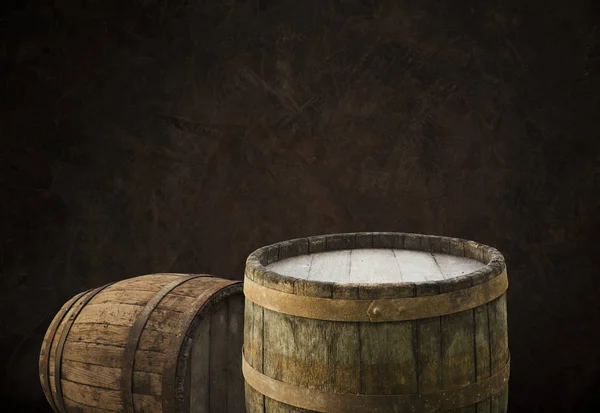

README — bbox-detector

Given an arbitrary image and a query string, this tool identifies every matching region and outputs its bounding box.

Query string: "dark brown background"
[1,0,599,412]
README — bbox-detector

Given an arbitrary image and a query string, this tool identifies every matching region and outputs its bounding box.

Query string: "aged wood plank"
[394,250,445,282]
[66,323,171,352]
[75,303,183,333]
[262,235,334,412]
[100,275,181,293]
[372,232,397,249]
[64,396,119,413]
[48,300,79,359]
[416,283,443,394]
[263,308,330,413]
[166,276,233,297]
[355,232,374,249]
[260,239,351,412]
[49,346,164,384]
[209,300,229,413]
[358,284,418,395]
[489,295,509,369]
[58,342,165,374]
[473,270,492,413]
[409,236,444,397]
[330,286,361,396]
[403,233,422,251]
[308,235,327,254]
[433,253,486,279]
[60,379,122,410]
[90,290,196,312]
[491,385,509,413]
[267,255,312,280]
[49,373,57,394]
[58,379,153,412]
[327,233,355,251]
[263,250,315,413]
[185,334,193,413]
[190,313,211,413]
[133,393,162,412]
[279,239,309,260]
[133,371,163,396]
[490,294,509,413]
[227,294,245,413]
[350,249,400,283]
[440,241,477,413]
[244,266,265,413]
[44,291,85,410]
[99,275,216,298]
[308,250,351,283]
[75,303,143,327]
[143,307,187,334]
[57,359,122,391]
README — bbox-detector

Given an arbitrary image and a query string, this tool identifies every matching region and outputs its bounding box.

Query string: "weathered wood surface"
[226,295,246,413]
[244,233,509,413]
[39,273,245,413]
[268,249,486,283]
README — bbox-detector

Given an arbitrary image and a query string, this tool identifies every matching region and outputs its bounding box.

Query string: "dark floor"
[1,0,600,412]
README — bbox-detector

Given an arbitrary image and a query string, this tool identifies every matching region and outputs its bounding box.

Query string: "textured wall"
[1,0,599,412]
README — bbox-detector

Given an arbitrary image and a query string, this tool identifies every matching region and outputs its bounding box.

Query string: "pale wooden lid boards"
[268,249,487,284]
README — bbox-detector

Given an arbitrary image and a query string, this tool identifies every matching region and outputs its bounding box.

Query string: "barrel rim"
[245,232,506,298]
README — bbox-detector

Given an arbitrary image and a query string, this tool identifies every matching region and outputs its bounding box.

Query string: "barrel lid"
[245,232,506,298]
[268,249,486,284]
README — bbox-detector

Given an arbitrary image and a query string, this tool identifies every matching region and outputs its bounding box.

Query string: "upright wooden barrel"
[39,273,246,413]
[243,233,509,413]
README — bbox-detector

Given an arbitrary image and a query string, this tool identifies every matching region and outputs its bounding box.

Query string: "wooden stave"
[163,280,243,413]
[243,232,509,413]
[39,273,243,413]
[53,283,117,413]
[39,289,92,413]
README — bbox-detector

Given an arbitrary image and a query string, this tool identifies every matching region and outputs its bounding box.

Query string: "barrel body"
[243,233,509,413]
[39,273,245,413]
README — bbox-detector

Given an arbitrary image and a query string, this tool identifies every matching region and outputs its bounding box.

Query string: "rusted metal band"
[162,278,242,413]
[121,275,209,413]
[242,350,510,412]
[39,289,91,413]
[53,283,114,413]
[244,270,508,322]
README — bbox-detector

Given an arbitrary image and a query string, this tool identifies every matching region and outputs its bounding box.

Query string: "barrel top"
[267,249,486,284]
[246,233,506,297]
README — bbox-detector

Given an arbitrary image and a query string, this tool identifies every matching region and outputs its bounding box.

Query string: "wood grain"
[227,295,246,413]
[489,294,509,413]
[244,265,266,413]
[268,249,485,283]
[209,299,229,413]
[440,239,477,413]
[190,313,211,413]
[359,283,418,395]
[39,273,245,413]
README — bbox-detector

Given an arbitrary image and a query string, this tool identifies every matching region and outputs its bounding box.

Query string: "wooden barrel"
[243,232,509,413]
[39,273,246,413]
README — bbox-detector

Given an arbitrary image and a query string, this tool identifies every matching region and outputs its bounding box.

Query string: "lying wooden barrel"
[39,273,245,413]
[243,232,509,413]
